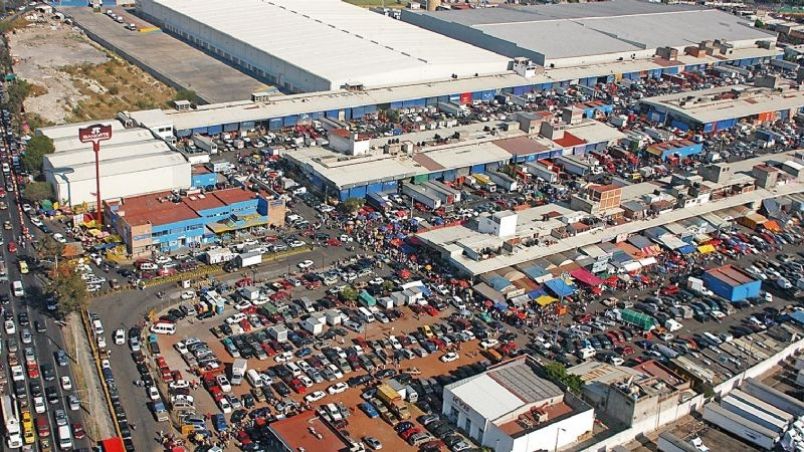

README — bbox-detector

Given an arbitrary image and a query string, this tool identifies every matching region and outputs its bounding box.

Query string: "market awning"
[473,283,505,303]
[535,295,558,306]
[697,244,716,254]
[544,278,575,298]
[569,268,604,287]
[639,257,657,267]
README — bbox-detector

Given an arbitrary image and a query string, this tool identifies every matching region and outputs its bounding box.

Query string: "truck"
[231,359,247,386]
[487,171,517,191]
[151,400,170,422]
[0,259,7,282]
[720,396,788,432]
[471,174,497,192]
[204,248,236,265]
[1,394,22,449]
[703,403,778,450]
[687,277,713,296]
[225,251,262,272]
[376,383,410,420]
[525,161,558,183]
[192,134,218,154]
[657,432,703,452]
[437,102,469,117]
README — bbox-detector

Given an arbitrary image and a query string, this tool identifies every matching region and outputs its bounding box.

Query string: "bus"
[2,394,23,449]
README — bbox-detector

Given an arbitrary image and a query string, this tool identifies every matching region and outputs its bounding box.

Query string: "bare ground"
[10,19,175,125]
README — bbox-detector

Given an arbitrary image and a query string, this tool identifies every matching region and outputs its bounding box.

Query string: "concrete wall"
[578,336,804,451]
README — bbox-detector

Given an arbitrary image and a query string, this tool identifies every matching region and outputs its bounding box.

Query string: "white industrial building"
[442,356,594,452]
[136,0,510,93]
[402,0,776,69]
[40,122,191,207]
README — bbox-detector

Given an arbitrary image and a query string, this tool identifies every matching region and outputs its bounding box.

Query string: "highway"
[0,114,89,448]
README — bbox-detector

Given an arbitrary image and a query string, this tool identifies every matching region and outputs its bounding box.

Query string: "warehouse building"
[40,123,191,207]
[105,187,285,256]
[401,0,775,70]
[701,264,762,302]
[640,83,804,133]
[137,0,509,93]
[442,355,594,452]
[645,140,704,162]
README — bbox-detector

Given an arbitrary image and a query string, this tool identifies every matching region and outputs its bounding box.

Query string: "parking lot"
[17,54,803,452]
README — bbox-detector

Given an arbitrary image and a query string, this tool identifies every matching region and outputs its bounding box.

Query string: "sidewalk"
[65,313,115,439]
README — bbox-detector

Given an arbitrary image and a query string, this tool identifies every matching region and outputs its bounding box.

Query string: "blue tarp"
[521,265,549,281]
[544,279,575,298]
[488,276,511,292]
[677,245,696,254]
[791,311,804,326]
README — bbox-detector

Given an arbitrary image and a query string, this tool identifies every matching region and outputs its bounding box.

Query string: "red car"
[36,416,50,437]
[7,242,16,253]
[400,427,421,441]
[26,362,39,379]
[72,423,86,440]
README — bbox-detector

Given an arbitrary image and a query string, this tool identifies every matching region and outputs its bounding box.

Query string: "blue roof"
[544,278,575,298]
[791,310,804,326]
[521,265,548,280]
[488,275,512,291]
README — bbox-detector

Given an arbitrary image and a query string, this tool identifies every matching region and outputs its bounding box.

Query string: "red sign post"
[78,124,113,225]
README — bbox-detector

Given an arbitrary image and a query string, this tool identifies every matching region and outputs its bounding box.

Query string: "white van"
[246,369,262,388]
[58,424,73,450]
[285,361,302,377]
[150,322,176,335]
[664,319,683,332]
[358,307,375,323]
[12,280,24,297]
[451,296,466,310]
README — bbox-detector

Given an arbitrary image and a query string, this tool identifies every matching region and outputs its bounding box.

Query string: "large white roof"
[44,140,173,170]
[60,152,188,182]
[142,0,509,89]
[449,374,525,421]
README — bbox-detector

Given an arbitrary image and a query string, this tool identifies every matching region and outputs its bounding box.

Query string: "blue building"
[106,187,286,256]
[191,165,218,189]
[702,265,761,302]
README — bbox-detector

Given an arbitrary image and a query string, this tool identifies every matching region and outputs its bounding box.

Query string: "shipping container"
[703,403,777,450]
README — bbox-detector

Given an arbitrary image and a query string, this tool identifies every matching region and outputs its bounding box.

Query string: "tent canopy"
[544,278,575,298]
[569,268,604,287]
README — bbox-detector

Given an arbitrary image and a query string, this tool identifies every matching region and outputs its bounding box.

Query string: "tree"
[542,361,584,395]
[22,135,55,175]
[24,181,53,203]
[382,279,395,294]
[339,285,358,302]
[341,197,364,214]
[173,89,202,105]
[51,263,88,317]
[754,18,765,29]
[37,234,64,259]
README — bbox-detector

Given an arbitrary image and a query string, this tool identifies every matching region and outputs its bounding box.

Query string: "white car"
[327,382,348,394]
[288,240,305,248]
[218,397,232,414]
[217,374,232,393]
[97,336,107,349]
[21,204,31,212]
[169,380,190,390]
[180,290,195,300]
[147,386,160,401]
[155,255,172,265]
[440,352,459,363]
[338,234,354,243]
[318,204,335,213]
[113,329,126,345]
[297,260,314,269]
[29,217,43,227]
[480,339,499,350]
[4,320,15,335]
[226,313,247,325]
[52,233,67,244]
[234,301,253,311]
[33,396,46,414]
[304,390,326,403]
[61,376,73,391]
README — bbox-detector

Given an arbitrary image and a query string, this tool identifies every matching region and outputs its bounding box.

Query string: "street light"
[554,427,566,452]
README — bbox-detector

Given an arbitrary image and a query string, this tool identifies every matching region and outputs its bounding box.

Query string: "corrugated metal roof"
[142,0,509,89]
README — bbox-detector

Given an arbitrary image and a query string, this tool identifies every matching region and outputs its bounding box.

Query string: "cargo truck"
[703,403,778,450]
[657,432,702,452]
[472,174,497,192]
[231,359,247,386]
[225,251,262,272]
[376,383,410,420]
[192,134,218,154]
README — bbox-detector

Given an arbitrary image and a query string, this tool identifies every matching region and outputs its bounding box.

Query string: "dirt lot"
[10,19,175,124]
[155,306,489,451]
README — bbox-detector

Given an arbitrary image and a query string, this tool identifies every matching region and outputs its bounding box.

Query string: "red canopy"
[570,268,604,287]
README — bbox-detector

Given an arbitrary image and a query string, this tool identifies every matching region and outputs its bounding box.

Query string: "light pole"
[554,427,566,452]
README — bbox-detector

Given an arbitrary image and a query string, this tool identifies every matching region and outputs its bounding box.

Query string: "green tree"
[24,181,53,203]
[339,285,358,302]
[382,279,395,294]
[341,197,365,213]
[542,361,584,395]
[755,18,765,28]
[22,135,55,175]
[51,263,88,317]
[173,88,201,105]
[36,234,64,259]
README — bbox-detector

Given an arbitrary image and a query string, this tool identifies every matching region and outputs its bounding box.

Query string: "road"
[0,116,89,448]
